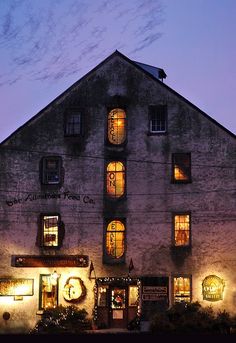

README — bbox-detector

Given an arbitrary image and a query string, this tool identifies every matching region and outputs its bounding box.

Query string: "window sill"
[147,132,168,136]
[36,310,44,315]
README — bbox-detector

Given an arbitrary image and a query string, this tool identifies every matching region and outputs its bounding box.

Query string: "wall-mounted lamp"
[51,270,60,285]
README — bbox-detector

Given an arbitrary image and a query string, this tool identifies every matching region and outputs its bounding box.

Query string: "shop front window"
[173,276,191,303]
[39,274,59,309]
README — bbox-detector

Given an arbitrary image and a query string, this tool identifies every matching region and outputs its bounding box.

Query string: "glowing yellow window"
[108,108,126,145]
[106,220,125,259]
[42,215,59,247]
[174,214,190,246]
[40,274,58,309]
[106,161,125,198]
[173,276,191,303]
[172,153,191,182]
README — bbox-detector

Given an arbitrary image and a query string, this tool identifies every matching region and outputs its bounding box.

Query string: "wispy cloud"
[0,0,164,86]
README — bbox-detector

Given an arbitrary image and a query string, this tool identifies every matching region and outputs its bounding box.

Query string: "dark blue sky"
[0,0,235,142]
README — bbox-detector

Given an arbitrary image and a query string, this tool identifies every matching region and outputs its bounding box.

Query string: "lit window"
[174,214,190,246]
[39,274,59,309]
[129,286,139,307]
[42,215,59,247]
[108,108,126,144]
[106,220,125,259]
[106,161,125,198]
[97,285,109,307]
[41,156,62,185]
[149,105,167,133]
[172,153,191,183]
[173,276,191,303]
[65,111,81,136]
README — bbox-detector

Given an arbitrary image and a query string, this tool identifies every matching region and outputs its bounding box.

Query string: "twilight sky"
[0,0,235,142]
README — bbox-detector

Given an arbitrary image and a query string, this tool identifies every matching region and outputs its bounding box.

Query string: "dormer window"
[149,105,167,133]
[107,108,126,145]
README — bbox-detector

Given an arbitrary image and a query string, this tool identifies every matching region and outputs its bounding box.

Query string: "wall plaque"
[0,278,34,296]
[202,275,225,302]
[12,255,89,267]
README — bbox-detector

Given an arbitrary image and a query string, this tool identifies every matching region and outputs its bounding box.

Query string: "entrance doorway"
[109,287,127,328]
[95,278,139,329]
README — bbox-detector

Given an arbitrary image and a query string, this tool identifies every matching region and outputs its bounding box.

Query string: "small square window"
[149,105,167,133]
[172,153,191,183]
[41,156,62,185]
[65,111,82,136]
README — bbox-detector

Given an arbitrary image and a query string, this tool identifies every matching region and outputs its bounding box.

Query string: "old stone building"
[0,50,235,334]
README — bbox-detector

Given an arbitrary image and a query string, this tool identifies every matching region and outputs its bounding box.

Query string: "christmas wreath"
[112,292,124,307]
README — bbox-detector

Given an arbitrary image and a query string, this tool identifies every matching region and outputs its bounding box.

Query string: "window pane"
[40,275,58,309]
[43,215,59,247]
[174,214,190,246]
[108,108,126,144]
[106,220,125,258]
[106,161,125,198]
[174,277,191,303]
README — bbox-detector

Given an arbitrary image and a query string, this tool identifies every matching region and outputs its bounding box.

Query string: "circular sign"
[63,277,86,303]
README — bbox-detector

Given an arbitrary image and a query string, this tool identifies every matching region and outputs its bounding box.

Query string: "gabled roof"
[1,50,235,144]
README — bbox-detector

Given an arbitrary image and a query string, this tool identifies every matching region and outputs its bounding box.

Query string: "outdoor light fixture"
[202,275,225,302]
[50,270,60,285]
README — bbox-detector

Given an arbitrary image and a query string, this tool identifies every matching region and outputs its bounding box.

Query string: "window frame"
[172,275,192,304]
[105,160,126,199]
[103,218,126,265]
[41,156,62,186]
[148,105,167,134]
[64,109,83,137]
[172,212,191,247]
[171,153,191,183]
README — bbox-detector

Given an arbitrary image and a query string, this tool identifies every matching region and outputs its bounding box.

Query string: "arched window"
[106,161,125,198]
[106,220,125,258]
[108,108,126,145]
